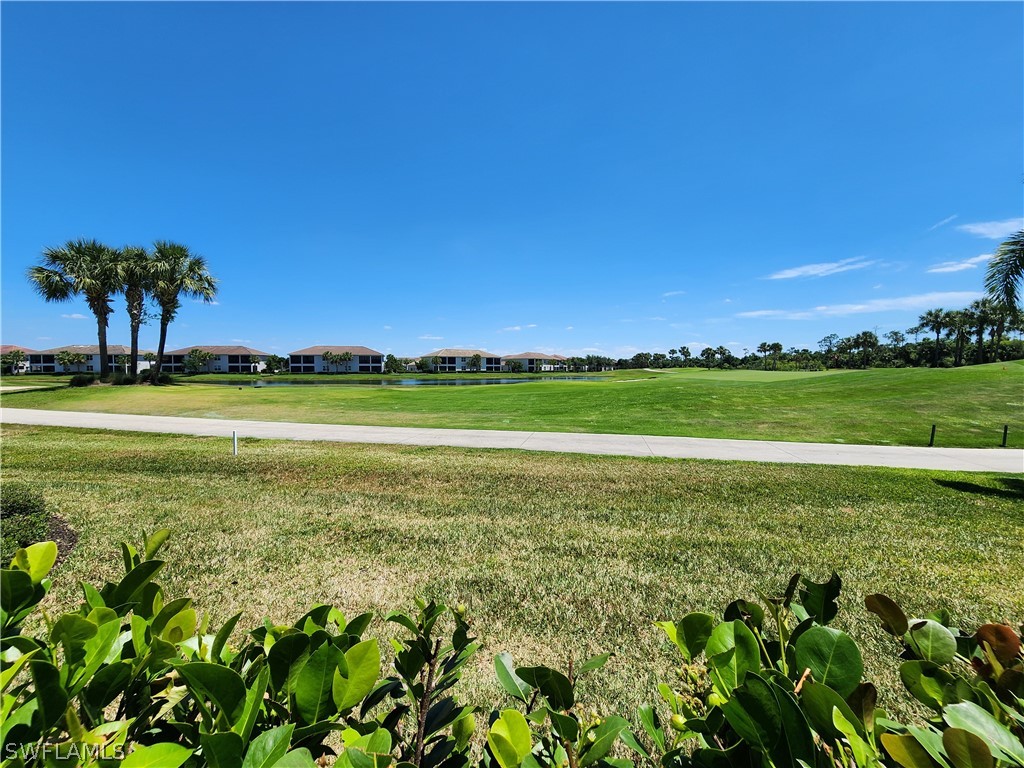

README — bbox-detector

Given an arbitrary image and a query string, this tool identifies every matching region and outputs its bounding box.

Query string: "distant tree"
[757,342,770,369]
[184,348,214,374]
[115,354,131,373]
[986,229,1024,310]
[27,239,121,377]
[699,347,717,370]
[56,350,87,373]
[943,311,971,367]
[768,342,783,370]
[2,350,26,375]
[918,308,948,368]
[249,355,261,373]
[679,347,692,366]
[967,300,995,365]
[468,353,482,372]
[142,351,157,372]
[264,354,288,374]
[338,351,353,372]
[630,352,653,369]
[150,242,217,383]
[322,351,339,373]
[505,359,524,373]
[384,354,405,374]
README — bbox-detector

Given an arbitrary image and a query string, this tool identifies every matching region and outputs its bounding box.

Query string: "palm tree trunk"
[933,330,941,368]
[152,316,170,383]
[97,315,110,378]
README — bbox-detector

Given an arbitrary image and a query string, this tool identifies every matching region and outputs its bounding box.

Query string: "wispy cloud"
[230,338,252,343]
[927,214,958,231]
[500,323,537,332]
[565,326,574,331]
[737,291,983,320]
[418,334,443,340]
[61,313,87,320]
[383,325,392,330]
[191,299,220,306]
[661,290,686,297]
[957,218,1023,239]
[926,254,991,273]
[766,257,876,280]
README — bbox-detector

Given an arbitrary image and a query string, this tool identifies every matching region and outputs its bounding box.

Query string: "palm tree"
[27,239,121,377]
[120,246,155,377]
[967,299,995,365]
[149,242,217,383]
[918,308,947,368]
[985,230,1024,310]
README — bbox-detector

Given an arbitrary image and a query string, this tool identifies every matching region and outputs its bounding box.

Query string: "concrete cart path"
[2,407,1021,473]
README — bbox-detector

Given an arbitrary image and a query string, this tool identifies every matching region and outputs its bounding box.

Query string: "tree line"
[18,238,217,380]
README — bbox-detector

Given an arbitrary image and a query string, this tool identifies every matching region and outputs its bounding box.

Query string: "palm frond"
[985,230,1024,309]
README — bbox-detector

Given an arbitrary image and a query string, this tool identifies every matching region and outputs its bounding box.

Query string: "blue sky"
[2,2,1021,359]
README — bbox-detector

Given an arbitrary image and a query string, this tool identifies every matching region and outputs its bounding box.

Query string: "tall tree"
[26,239,121,377]
[149,242,217,383]
[967,299,994,365]
[985,229,1024,310]
[120,246,155,377]
[918,308,948,368]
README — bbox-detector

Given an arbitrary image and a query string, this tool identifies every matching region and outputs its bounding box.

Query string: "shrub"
[110,372,136,385]
[1,533,1020,767]
[0,482,48,562]
[68,373,95,387]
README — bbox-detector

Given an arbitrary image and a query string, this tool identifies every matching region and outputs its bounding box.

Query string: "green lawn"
[3,424,1021,719]
[4,362,1022,447]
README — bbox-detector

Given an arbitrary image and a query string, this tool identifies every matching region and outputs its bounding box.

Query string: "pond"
[195,377,607,387]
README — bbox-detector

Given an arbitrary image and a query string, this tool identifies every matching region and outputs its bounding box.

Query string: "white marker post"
[232,430,238,456]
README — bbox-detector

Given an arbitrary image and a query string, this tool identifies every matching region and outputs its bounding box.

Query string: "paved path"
[2,408,1021,473]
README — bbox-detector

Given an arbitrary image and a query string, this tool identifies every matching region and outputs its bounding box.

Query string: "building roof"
[41,344,143,356]
[0,345,37,354]
[504,352,568,361]
[289,345,383,356]
[165,345,269,356]
[420,348,502,359]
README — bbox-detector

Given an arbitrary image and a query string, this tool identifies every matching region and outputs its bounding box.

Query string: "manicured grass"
[4,363,1022,447]
[3,424,1021,718]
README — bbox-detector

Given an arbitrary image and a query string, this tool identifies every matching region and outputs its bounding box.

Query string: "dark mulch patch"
[48,515,78,568]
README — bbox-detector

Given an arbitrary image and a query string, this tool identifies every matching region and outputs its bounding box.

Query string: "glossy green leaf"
[905,620,958,665]
[201,731,245,768]
[295,640,342,724]
[122,743,192,768]
[942,701,1024,765]
[13,541,57,584]
[488,708,532,768]
[942,728,993,768]
[706,619,760,693]
[721,673,780,752]
[798,573,841,625]
[332,638,380,712]
[177,662,247,726]
[516,666,573,711]
[495,653,532,702]
[881,733,942,768]
[242,723,295,768]
[580,715,629,767]
[793,625,863,697]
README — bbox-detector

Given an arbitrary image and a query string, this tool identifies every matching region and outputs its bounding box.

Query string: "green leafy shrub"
[68,373,95,387]
[1,534,1021,768]
[110,372,136,385]
[0,483,48,562]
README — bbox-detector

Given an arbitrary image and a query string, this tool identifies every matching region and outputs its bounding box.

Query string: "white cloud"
[926,254,991,273]
[662,290,686,297]
[191,299,219,306]
[737,291,983,320]
[565,326,574,331]
[501,323,537,332]
[36,336,52,341]
[723,298,732,303]
[927,214,958,231]
[957,218,1023,239]
[418,334,443,340]
[383,325,392,330]
[230,338,252,343]
[61,313,87,320]
[766,257,876,280]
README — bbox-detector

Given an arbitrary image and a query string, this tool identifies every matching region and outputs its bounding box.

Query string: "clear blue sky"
[2,2,1021,359]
